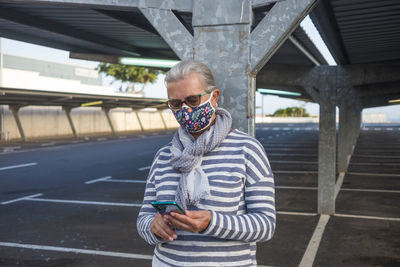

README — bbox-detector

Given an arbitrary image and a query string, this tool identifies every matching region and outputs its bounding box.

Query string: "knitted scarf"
[170,108,232,210]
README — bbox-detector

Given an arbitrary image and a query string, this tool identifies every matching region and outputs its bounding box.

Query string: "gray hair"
[165,61,216,92]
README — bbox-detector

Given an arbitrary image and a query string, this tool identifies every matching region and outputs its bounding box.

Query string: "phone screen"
[151,201,185,214]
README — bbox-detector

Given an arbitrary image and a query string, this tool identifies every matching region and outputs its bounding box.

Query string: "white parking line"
[270,160,317,164]
[334,213,400,222]
[1,193,43,205]
[138,166,151,171]
[347,172,400,177]
[350,162,400,166]
[105,179,147,184]
[0,162,38,171]
[276,186,316,190]
[0,241,153,260]
[85,176,112,184]
[299,215,330,267]
[341,188,400,194]
[268,153,316,157]
[28,197,142,207]
[276,185,400,194]
[1,193,142,207]
[274,170,318,174]
[2,146,21,152]
[41,142,56,147]
[277,211,317,216]
[354,154,400,159]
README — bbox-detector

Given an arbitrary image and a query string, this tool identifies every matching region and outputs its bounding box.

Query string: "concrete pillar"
[304,67,337,215]
[0,38,3,141]
[338,94,362,173]
[10,105,26,142]
[140,0,316,135]
[133,110,144,132]
[0,105,4,141]
[102,107,115,135]
[62,106,78,138]
[158,110,167,130]
[192,0,254,135]
[318,98,336,214]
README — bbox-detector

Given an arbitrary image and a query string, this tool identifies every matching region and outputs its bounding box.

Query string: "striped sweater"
[137,129,276,267]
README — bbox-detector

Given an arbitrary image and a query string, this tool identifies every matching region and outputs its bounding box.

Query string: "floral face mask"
[172,93,215,133]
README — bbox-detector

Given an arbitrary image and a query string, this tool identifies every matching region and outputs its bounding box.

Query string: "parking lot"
[0,123,399,266]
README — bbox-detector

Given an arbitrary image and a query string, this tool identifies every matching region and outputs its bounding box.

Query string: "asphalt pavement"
[0,123,399,266]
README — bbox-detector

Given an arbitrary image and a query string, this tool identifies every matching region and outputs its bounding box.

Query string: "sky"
[0,15,399,122]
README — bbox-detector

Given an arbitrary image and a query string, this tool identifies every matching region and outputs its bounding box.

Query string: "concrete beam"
[4,0,193,12]
[69,53,120,64]
[343,61,400,86]
[10,105,26,142]
[62,106,78,138]
[250,0,317,73]
[355,82,400,98]
[102,107,115,135]
[140,8,193,61]
[257,63,314,87]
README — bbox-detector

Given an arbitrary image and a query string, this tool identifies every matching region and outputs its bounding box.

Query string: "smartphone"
[151,201,185,215]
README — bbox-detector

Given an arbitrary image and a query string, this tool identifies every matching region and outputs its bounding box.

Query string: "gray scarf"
[170,108,232,210]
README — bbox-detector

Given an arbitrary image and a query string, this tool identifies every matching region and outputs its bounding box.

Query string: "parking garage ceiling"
[0,0,399,108]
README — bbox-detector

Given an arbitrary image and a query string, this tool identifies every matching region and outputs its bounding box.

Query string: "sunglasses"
[167,91,210,110]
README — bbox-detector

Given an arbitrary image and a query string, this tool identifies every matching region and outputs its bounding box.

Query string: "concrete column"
[102,107,115,135]
[141,0,316,135]
[338,96,362,173]
[192,0,253,134]
[0,105,4,141]
[62,106,78,138]
[10,105,26,142]
[318,98,336,214]
[133,110,144,132]
[0,38,3,141]
[158,110,167,130]
[303,67,337,215]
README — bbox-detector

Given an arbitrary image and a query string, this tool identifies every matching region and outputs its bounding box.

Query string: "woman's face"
[167,72,219,108]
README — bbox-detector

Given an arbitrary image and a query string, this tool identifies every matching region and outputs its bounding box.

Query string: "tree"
[97,63,165,94]
[273,107,309,117]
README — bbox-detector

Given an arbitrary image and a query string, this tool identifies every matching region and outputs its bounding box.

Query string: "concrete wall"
[256,116,319,123]
[0,105,178,141]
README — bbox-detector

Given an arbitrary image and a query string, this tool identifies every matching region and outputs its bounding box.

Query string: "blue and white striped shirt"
[137,129,276,266]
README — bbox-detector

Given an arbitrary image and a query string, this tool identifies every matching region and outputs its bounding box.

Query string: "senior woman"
[137,61,276,267]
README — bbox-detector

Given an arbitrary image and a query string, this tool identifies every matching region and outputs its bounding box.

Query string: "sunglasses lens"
[185,95,201,106]
[168,99,182,109]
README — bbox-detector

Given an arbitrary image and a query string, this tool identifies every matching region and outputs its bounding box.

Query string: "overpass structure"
[0,87,169,140]
[0,0,399,214]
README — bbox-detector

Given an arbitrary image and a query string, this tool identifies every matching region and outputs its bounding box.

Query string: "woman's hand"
[165,210,211,233]
[150,213,178,242]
